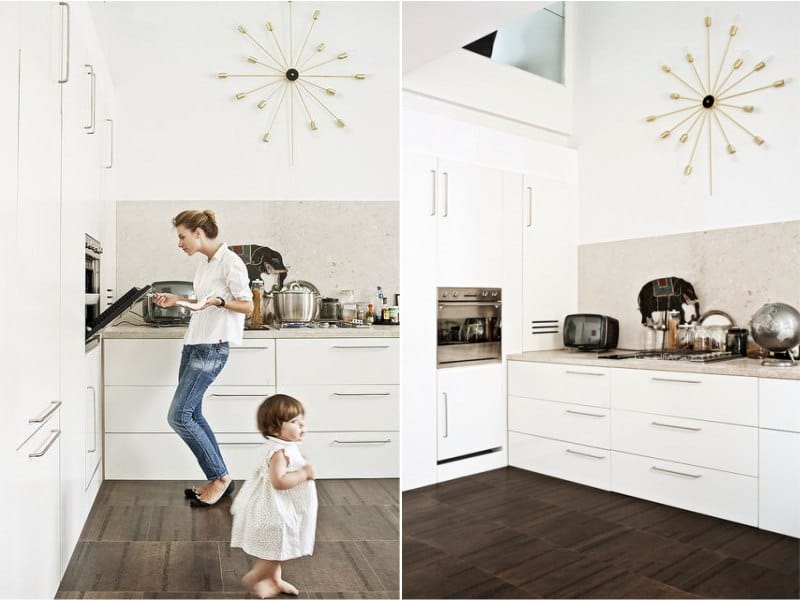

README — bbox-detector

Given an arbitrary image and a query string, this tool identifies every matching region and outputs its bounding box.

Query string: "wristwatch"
[216,296,226,308]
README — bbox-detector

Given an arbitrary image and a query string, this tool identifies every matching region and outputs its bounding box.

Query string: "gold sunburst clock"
[217,1,366,165]
[645,17,785,194]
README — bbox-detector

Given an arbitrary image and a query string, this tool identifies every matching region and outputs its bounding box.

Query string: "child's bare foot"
[278,578,299,596]
[251,578,281,598]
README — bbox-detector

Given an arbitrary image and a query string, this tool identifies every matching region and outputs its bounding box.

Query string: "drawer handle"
[332,393,391,398]
[651,465,702,479]
[565,409,606,418]
[29,430,61,458]
[208,394,265,398]
[565,448,606,460]
[331,345,391,349]
[28,401,62,424]
[651,377,701,384]
[218,442,264,446]
[651,421,702,432]
[565,370,605,377]
[332,439,392,445]
[231,346,271,350]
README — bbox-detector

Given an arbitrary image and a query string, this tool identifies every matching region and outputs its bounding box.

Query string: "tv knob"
[482,291,488,297]
[491,291,497,297]
[453,291,459,297]
[442,291,448,298]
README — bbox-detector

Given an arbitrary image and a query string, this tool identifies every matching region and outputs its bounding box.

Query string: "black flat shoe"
[189,480,235,507]
[184,487,200,499]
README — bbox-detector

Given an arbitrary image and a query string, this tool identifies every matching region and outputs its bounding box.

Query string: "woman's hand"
[152,292,178,308]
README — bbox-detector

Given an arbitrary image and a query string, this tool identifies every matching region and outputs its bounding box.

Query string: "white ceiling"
[402,1,548,74]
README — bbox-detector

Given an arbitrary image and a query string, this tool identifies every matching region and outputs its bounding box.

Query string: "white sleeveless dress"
[230,436,318,560]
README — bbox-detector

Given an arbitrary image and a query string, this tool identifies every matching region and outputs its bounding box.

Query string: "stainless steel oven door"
[437,287,501,368]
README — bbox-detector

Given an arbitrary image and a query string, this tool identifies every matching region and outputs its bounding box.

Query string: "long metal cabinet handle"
[104,119,114,168]
[29,430,61,458]
[29,401,62,424]
[565,448,605,460]
[88,387,97,452]
[332,439,391,445]
[443,392,448,438]
[58,3,70,83]
[527,186,533,227]
[565,370,605,377]
[442,171,449,217]
[651,421,702,432]
[332,392,391,398]
[231,346,271,350]
[208,393,265,398]
[651,465,702,479]
[84,65,95,133]
[565,409,606,418]
[430,169,436,216]
[651,377,701,384]
[331,345,390,349]
[439,302,501,309]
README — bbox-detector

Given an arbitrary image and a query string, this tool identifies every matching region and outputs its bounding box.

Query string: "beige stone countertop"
[507,350,800,381]
[104,323,400,339]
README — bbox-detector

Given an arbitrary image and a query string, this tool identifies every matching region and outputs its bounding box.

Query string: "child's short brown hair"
[256,394,305,437]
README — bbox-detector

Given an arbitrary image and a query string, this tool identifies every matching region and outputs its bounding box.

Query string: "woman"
[153,209,253,507]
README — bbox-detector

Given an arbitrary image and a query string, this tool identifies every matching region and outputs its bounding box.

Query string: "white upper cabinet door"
[436,158,504,287]
[522,174,577,351]
[15,1,63,448]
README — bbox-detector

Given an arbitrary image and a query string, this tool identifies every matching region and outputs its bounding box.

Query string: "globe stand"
[761,351,798,368]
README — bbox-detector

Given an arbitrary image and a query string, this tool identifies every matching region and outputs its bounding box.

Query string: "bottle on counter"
[667,310,680,350]
[365,303,375,325]
[375,286,384,324]
[381,297,389,323]
[249,279,264,328]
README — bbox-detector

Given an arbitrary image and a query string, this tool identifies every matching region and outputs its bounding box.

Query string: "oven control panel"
[439,287,501,301]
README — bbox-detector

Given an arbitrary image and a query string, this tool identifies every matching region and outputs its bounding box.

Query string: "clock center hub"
[702,95,716,109]
[286,68,299,81]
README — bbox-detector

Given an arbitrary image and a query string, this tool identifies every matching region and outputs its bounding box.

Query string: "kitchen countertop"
[508,349,800,381]
[104,323,400,339]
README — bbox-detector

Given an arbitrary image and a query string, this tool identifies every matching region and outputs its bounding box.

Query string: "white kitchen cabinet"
[85,341,103,488]
[277,338,400,478]
[436,362,505,462]
[758,378,800,537]
[11,411,62,599]
[508,361,610,489]
[400,150,438,489]
[521,173,578,351]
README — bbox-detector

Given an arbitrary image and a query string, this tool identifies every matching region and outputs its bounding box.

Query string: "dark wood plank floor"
[57,478,399,599]
[403,467,800,599]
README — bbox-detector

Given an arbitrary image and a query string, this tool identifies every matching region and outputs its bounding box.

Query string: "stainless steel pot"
[272,289,317,323]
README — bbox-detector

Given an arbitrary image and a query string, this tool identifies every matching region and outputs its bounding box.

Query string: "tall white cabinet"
[1,2,117,597]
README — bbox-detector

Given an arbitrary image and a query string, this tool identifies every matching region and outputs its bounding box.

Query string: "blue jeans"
[167,343,230,480]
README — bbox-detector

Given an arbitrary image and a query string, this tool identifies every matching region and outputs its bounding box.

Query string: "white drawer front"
[611,369,757,426]
[508,361,610,408]
[105,338,276,386]
[509,396,609,448]
[105,433,266,479]
[105,431,398,479]
[509,431,610,490]
[105,339,183,386]
[760,379,800,433]
[301,431,399,478]
[611,410,757,476]
[278,385,399,431]
[611,451,757,526]
[759,429,800,537]
[105,386,274,433]
[277,339,399,385]
[216,340,276,386]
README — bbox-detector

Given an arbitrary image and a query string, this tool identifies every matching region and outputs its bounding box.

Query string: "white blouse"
[184,243,252,345]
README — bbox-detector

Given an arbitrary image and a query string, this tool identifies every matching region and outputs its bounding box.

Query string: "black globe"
[702,95,715,108]
[286,68,299,81]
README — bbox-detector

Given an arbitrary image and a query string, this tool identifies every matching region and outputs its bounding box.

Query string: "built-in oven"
[437,287,501,367]
[85,234,102,329]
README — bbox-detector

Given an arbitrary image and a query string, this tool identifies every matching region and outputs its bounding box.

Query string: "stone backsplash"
[116,201,399,306]
[578,220,800,349]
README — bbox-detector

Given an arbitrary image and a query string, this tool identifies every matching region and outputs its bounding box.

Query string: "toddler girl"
[230,394,317,598]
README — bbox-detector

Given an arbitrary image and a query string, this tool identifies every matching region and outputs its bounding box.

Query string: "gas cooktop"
[599,350,739,363]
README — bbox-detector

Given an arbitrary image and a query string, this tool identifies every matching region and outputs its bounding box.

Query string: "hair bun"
[203,209,216,223]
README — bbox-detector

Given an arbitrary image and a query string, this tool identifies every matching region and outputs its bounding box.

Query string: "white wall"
[573,2,800,244]
[91,1,399,202]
